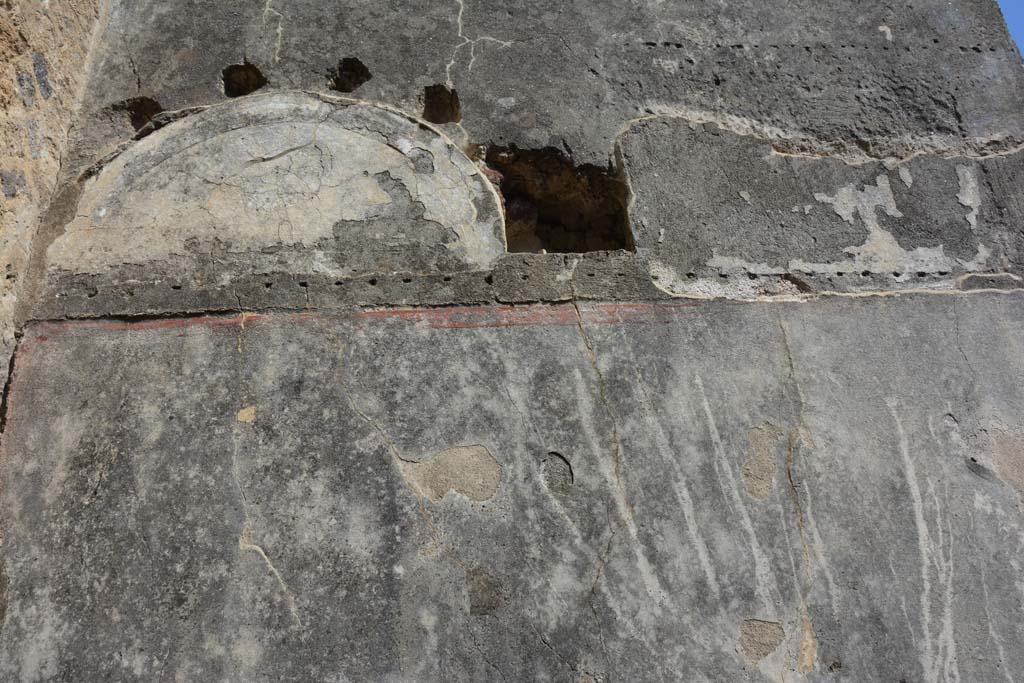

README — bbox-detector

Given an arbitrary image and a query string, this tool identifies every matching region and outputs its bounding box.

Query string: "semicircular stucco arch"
[44,91,506,288]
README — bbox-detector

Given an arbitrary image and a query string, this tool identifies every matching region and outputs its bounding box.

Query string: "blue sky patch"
[998,0,1023,52]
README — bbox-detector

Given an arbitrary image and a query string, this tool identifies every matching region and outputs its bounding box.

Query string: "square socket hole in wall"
[484,146,634,253]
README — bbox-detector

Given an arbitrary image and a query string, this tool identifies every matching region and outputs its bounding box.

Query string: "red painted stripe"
[27,301,702,339]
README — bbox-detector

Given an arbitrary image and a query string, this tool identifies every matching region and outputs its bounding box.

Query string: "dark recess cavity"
[328,57,372,93]
[222,62,267,97]
[422,84,461,124]
[485,146,634,253]
[114,96,163,131]
[540,451,574,497]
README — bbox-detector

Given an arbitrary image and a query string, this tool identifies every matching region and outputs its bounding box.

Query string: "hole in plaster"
[782,273,812,293]
[422,84,461,124]
[540,451,574,497]
[114,96,163,131]
[222,62,267,97]
[328,58,372,93]
[483,146,633,254]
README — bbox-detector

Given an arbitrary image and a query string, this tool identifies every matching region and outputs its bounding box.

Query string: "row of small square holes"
[642,40,1004,53]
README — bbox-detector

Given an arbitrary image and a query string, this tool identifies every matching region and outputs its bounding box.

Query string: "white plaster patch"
[699,169,992,283]
[789,174,987,274]
[956,164,981,230]
[394,137,415,154]
[961,243,992,271]
[898,165,913,189]
[813,175,903,225]
[878,25,894,42]
[653,57,679,74]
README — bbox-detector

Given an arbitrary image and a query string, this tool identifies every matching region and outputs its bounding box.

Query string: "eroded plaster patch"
[799,612,818,672]
[956,164,981,230]
[993,432,1024,497]
[400,445,501,502]
[739,619,785,663]
[236,406,257,423]
[741,424,783,500]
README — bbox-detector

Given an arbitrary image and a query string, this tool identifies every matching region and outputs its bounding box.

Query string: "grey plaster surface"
[3,0,1024,681]
[2,293,1024,681]
[28,91,1024,321]
[21,0,1021,317]
[71,0,1024,171]
[623,120,1024,292]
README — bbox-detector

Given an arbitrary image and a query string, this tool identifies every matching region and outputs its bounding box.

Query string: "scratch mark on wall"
[239,530,303,627]
[979,564,1016,683]
[262,0,285,63]
[888,400,960,683]
[800,479,841,618]
[566,287,670,616]
[567,358,667,611]
[231,392,302,628]
[631,366,721,601]
[696,374,779,615]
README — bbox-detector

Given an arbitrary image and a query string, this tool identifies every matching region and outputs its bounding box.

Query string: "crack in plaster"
[569,279,668,610]
[445,0,512,88]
